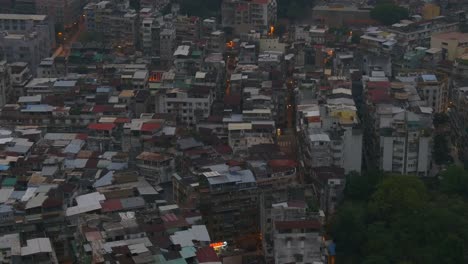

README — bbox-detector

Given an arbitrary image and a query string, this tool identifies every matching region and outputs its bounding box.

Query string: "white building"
[157,87,213,125]
[0,14,54,74]
[262,201,323,263]
[379,110,432,176]
[298,87,363,174]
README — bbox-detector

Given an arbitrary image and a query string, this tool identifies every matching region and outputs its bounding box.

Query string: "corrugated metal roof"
[88,123,116,131]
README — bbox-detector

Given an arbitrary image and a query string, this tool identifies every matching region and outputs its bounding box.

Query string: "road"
[52,18,85,58]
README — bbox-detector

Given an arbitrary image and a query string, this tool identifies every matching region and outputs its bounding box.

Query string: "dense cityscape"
[0,0,467,263]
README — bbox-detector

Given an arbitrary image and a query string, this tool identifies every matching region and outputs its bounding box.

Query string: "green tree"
[440,165,468,196]
[345,170,383,201]
[330,203,366,262]
[370,4,409,25]
[368,175,427,220]
[331,170,468,263]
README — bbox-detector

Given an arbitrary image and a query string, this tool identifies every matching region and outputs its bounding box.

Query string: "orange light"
[210,242,226,249]
[269,25,275,36]
[58,32,63,36]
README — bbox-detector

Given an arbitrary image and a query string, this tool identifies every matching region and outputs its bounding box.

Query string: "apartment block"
[84,1,139,46]
[0,14,55,74]
[36,0,83,27]
[222,0,277,33]
[379,110,432,176]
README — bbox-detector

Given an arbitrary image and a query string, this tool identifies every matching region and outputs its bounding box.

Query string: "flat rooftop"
[0,14,47,21]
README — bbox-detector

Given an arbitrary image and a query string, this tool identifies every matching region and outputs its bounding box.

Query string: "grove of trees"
[330,168,468,263]
[370,3,409,25]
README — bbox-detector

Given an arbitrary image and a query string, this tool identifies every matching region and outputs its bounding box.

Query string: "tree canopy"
[370,4,409,25]
[330,170,468,263]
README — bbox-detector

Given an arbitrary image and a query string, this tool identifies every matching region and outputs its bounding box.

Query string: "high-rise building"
[222,0,277,33]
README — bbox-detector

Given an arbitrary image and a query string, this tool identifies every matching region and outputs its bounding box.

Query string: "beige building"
[431,32,468,61]
[422,3,440,20]
[222,0,277,33]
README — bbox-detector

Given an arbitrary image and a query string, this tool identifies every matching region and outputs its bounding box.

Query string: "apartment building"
[430,31,468,61]
[388,17,459,50]
[174,15,200,43]
[416,73,448,113]
[198,163,259,243]
[297,86,363,174]
[159,87,213,126]
[141,17,159,56]
[160,28,176,65]
[449,86,468,164]
[36,0,82,27]
[0,60,11,108]
[361,70,435,176]
[260,187,324,264]
[10,62,32,99]
[222,0,277,33]
[136,151,175,184]
[84,1,139,46]
[379,110,432,176]
[0,14,55,74]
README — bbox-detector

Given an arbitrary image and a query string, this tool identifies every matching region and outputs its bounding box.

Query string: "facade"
[297,86,363,174]
[35,0,82,27]
[10,62,32,99]
[262,200,323,263]
[222,0,277,33]
[449,86,468,164]
[174,15,200,43]
[84,1,139,46]
[199,164,259,243]
[430,32,468,61]
[379,110,432,176]
[158,87,213,126]
[361,70,435,176]
[160,28,176,65]
[0,60,11,108]
[0,14,55,74]
[416,73,448,113]
[311,5,371,27]
[387,17,459,50]
[136,151,175,184]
